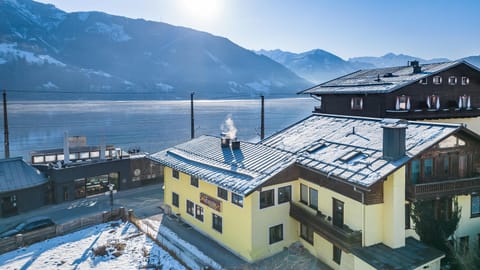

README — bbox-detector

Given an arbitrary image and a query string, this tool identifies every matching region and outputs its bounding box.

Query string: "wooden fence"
[0,208,126,254]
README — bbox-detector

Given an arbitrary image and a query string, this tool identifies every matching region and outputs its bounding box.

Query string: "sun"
[179,0,223,22]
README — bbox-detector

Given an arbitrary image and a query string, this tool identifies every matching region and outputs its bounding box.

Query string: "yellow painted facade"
[163,165,442,269]
[454,195,480,249]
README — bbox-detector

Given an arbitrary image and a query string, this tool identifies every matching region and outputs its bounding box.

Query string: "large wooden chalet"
[300,60,480,121]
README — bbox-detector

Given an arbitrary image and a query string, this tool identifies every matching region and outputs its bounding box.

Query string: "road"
[0,183,164,232]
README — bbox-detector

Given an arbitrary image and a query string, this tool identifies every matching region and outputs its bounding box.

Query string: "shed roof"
[299,61,479,95]
[261,114,460,187]
[0,157,48,193]
[148,135,295,196]
[351,237,444,269]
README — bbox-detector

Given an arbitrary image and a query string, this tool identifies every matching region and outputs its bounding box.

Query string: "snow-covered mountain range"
[258,49,479,84]
[0,0,311,100]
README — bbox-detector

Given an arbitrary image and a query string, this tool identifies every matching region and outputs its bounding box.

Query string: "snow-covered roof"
[0,157,48,193]
[148,135,295,196]
[261,114,461,187]
[299,61,478,95]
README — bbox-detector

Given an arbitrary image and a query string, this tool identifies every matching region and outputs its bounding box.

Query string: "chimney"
[231,139,240,150]
[410,60,421,74]
[381,119,407,161]
[221,132,231,148]
[63,131,70,164]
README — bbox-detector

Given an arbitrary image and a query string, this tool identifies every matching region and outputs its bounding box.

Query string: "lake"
[2,98,317,160]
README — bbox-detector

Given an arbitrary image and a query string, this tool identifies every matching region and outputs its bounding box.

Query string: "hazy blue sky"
[36,0,479,60]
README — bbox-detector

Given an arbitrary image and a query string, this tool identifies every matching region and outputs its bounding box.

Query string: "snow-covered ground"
[0,221,186,270]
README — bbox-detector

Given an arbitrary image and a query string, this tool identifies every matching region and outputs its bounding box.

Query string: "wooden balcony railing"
[407,176,480,200]
[289,201,362,250]
[384,107,480,120]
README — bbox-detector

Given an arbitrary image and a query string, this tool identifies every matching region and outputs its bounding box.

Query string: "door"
[332,198,344,228]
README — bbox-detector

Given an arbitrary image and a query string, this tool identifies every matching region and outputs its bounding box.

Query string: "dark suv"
[0,217,55,238]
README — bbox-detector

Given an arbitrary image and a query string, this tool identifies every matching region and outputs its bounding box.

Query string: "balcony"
[289,201,362,250]
[407,176,480,200]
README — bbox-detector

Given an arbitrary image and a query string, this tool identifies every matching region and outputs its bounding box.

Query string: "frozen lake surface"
[3,98,317,160]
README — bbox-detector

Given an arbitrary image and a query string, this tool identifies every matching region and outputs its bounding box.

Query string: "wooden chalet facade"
[300,61,480,121]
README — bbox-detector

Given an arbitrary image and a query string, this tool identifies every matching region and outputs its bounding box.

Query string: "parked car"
[0,217,55,238]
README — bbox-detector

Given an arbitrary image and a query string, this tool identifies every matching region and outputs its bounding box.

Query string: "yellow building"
[150,114,480,269]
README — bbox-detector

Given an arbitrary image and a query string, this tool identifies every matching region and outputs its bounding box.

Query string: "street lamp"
[106,183,116,213]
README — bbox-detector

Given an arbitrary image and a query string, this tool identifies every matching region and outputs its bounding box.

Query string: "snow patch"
[205,50,232,74]
[85,22,132,42]
[42,81,58,89]
[156,82,174,92]
[123,80,133,86]
[0,43,65,66]
[0,58,6,65]
[246,81,271,93]
[0,222,186,269]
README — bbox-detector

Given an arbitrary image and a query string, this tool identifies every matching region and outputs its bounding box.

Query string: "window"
[269,224,283,244]
[405,203,411,229]
[195,204,204,222]
[186,200,194,216]
[471,195,480,217]
[190,176,198,187]
[433,76,442,85]
[172,192,179,207]
[458,95,471,109]
[278,186,291,204]
[260,189,275,209]
[217,187,228,200]
[333,198,344,228]
[419,78,428,85]
[232,193,243,207]
[350,97,363,110]
[309,188,318,210]
[448,76,457,85]
[459,236,469,254]
[443,156,450,176]
[300,184,308,204]
[300,223,314,244]
[172,169,179,179]
[410,160,420,184]
[333,245,342,265]
[461,76,470,85]
[459,155,467,178]
[395,95,411,110]
[426,95,440,110]
[423,159,433,177]
[212,214,222,233]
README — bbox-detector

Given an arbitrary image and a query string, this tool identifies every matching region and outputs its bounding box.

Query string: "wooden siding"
[314,63,480,120]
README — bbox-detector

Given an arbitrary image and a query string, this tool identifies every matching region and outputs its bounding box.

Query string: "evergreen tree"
[411,198,461,268]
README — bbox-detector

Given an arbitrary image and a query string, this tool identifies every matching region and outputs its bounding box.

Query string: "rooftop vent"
[381,119,407,161]
[409,60,422,74]
[383,72,395,78]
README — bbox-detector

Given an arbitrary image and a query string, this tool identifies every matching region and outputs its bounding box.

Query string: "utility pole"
[260,95,265,140]
[190,92,195,139]
[3,90,9,159]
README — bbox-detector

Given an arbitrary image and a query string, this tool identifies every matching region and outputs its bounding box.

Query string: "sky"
[35,0,480,60]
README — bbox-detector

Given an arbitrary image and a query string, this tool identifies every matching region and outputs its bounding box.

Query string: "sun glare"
[179,0,222,22]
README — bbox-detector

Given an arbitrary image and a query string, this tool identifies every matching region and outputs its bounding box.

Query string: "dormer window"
[426,95,440,110]
[448,76,457,85]
[433,76,442,85]
[461,76,470,85]
[458,95,471,109]
[419,78,428,85]
[351,97,363,110]
[395,95,411,111]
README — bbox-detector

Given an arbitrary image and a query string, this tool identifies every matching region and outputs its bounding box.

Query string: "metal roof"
[148,136,295,196]
[0,157,48,193]
[261,114,460,187]
[149,114,461,193]
[299,61,478,95]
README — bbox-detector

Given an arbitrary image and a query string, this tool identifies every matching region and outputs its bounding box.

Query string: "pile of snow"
[0,221,185,270]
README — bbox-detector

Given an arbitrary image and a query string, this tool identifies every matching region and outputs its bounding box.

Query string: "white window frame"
[433,76,442,85]
[461,76,470,85]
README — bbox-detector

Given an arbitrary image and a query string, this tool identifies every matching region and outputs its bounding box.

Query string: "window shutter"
[406,97,411,110]
[395,97,400,110]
